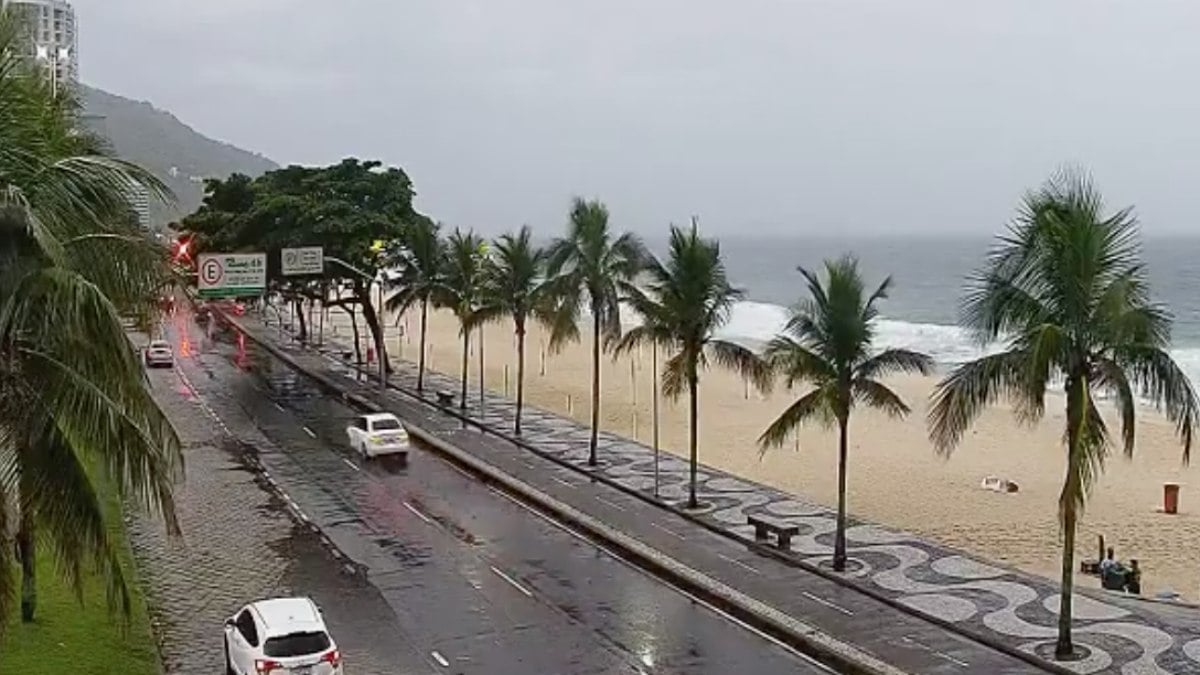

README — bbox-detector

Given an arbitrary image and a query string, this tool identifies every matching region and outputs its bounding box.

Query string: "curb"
[223,311,906,675]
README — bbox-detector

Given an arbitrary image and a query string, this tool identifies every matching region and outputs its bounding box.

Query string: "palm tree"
[0,10,182,629]
[546,198,646,465]
[617,224,771,508]
[385,218,444,391]
[927,170,1198,660]
[477,226,563,435]
[759,256,933,572]
[435,229,488,408]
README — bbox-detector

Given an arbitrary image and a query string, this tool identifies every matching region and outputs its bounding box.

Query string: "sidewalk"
[226,311,1077,674]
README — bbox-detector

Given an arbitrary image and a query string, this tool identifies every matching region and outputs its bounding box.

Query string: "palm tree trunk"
[17,508,35,622]
[588,314,601,466]
[417,298,429,391]
[349,309,362,366]
[833,415,849,572]
[460,327,470,409]
[1056,374,1086,659]
[687,366,699,509]
[515,323,526,435]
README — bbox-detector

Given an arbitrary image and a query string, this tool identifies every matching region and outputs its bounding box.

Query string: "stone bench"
[747,513,800,551]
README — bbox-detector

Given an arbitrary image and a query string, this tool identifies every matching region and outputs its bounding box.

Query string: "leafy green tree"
[618,224,770,507]
[385,219,444,391]
[476,226,565,434]
[927,170,1199,659]
[182,159,426,363]
[759,256,932,571]
[436,229,488,408]
[0,8,181,629]
[546,198,646,465]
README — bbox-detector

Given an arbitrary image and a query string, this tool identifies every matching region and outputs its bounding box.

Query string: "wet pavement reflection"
[162,307,831,674]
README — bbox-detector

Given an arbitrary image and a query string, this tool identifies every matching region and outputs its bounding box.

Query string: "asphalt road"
[162,308,832,675]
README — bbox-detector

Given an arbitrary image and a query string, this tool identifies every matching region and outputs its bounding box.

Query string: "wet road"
[164,310,831,675]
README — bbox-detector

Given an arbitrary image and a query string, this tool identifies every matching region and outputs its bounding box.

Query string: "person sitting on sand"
[1125,559,1142,595]
[1099,547,1117,575]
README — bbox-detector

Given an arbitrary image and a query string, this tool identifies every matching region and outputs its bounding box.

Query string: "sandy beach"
[322,305,1200,601]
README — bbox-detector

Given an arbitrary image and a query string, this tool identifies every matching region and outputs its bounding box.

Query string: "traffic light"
[172,236,194,266]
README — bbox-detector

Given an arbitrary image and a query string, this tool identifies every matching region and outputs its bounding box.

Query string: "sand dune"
[321,306,1200,600]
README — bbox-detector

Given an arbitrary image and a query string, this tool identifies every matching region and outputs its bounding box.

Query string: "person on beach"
[1099,547,1117,575]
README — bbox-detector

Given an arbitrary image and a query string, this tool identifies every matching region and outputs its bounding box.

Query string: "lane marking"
[403,501,433,524]
[650,521,686,540]
[801,590,854,616]
[717,553,761,575]
[490,565,533,597]
[934,651,970,669]
[274,402,286,412]
[596,495,626,512]
[342,458,360,472]
[303,426,317,438]
[550,476,574,488]
[431,651,449,668]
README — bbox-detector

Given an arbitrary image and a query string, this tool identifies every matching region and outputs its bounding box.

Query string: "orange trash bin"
[1164,483,1180,514]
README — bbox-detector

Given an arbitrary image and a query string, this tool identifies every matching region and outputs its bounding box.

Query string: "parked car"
[345,412,409,459]
[144,340,174,368]
[224,597,343,675]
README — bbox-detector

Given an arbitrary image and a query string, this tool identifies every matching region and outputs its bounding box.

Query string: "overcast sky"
[72,1,1200,236]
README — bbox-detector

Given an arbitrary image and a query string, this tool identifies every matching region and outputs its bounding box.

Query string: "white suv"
[224,597,343,675]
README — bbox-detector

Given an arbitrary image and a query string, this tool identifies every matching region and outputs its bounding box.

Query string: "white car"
[144,339,174,368]
[224,597,343,675]
[346,413,409,458]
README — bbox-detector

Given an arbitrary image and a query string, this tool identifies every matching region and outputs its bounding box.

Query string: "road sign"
[281,246,324,276]
[197,253,266,298]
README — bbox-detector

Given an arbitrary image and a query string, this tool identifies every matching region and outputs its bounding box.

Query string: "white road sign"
[197,253,267,298]
[281,246,324,276]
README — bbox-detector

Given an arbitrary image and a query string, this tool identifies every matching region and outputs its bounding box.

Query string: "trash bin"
[1164,482,1180,514]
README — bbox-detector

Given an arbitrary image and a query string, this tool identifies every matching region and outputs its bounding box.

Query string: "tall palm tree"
[617,224,770,508]
[546,198,646,466]
[0,9,182,629]
[759,256,933,571]
[385,218,443,391]
[477,226,563,435]
[928,170,1198,660]
[435,229,488,408]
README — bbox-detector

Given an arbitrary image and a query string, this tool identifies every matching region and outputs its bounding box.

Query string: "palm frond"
[762,335,835,388]
[707,339,772,394]
[855,348,935,381]
[759,385,838,450]
[852,378,911,418]
[927,350,1027,454]
[1116,345,1199,462]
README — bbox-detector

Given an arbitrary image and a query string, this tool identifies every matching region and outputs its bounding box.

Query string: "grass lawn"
[0,492,160,675]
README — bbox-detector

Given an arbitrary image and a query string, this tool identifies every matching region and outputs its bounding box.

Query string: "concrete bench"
[435,391,455,407]
[747,513,800,551]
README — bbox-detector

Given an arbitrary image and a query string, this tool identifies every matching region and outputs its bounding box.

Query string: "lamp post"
[35,45,70,98]
[653,341,660,498]
[326,256,386,391]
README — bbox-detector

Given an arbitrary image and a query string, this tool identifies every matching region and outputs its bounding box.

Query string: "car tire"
[224,639,235,675]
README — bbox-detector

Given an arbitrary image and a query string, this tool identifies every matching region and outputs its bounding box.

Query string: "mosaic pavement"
[279,322,1200,674]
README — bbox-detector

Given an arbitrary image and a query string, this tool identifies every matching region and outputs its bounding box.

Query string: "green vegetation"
[927,169,1200,657]
[757,257,933,570]
[0,5,181,639]
[1,491,159,675]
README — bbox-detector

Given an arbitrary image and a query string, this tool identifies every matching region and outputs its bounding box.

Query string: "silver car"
[144,339,174,368]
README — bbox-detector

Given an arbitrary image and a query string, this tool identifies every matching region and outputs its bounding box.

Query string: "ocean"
[689,235,1200,384]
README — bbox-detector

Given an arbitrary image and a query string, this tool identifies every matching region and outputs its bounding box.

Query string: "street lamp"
[326,256,386,391]
[35,45,71,98]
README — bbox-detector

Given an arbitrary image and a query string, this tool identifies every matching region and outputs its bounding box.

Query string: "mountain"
[79,84,278,227]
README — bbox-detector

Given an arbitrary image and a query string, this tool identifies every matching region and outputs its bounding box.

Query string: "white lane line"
[650,521,686,540]
[342,458,360,472]
[302,426,317,438]
[933,651,970,668]
[403,501,433,524]
[273,402,286,412]
[550,476,574,488]
[490,566,533,597]
[801,590,854,616]
[431,650,450,668]
[596,495,626,512]
[717,553,761,575]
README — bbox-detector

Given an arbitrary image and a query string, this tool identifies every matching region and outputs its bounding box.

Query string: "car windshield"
[372,418,401,431]
[262,631,331,658]
[150,342,170,350]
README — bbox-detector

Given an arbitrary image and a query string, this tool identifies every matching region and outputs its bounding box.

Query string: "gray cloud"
[72,0,1200,235]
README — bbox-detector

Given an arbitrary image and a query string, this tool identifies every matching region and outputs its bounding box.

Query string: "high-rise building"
[126,184,151,230]
[3,0,78,87]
